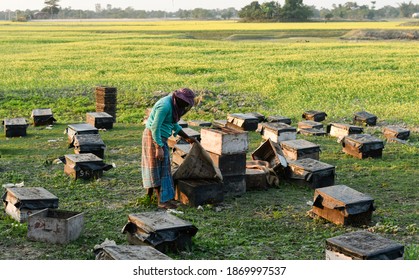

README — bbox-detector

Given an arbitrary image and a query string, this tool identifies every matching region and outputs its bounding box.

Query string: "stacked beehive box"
[95,86,117,122]
[73,134,106,159]
[201,127,248,197]
[86,112,114,129]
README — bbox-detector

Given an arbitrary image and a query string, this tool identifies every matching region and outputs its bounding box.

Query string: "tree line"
[1,0,418,22]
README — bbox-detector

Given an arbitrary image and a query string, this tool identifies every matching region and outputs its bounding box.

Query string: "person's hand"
[155,146,164,161]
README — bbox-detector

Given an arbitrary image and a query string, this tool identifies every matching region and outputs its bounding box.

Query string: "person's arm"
[177,129,198,144]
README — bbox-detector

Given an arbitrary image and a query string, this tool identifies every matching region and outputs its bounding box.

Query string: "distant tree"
[281,0,313,21]
[399,1,418,17]
[325,13,334,21]
[42,0,60,18]
[238,1,264,21]
[221,8,236,19]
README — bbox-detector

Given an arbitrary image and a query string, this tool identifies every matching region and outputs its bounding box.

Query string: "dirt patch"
[342,29,419,40]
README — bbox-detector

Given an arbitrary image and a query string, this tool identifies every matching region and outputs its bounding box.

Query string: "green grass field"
[0,20,418,260]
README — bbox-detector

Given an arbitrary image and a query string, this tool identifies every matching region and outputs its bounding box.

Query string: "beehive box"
[3,118,28,137]
[172,144,192,166]
[2,187,59,223]
[86,112,114,129]
[73,134,106,159]
[298,120,324,130]
[302,110,327,122]
[298,128,327,136]
[207,152,246,176]
[122,212,198,253]
[223,175,246,197]
[212,120,227,128]
[286,158,335,189]
[178,119,188,128]
[382,125,410,140]
[311,185,375,226]
[326,231,404,260]
[31,108,56,126]
[64,153,111,180]
[353,111,377,126]
[95,103,116,121]
[175,179,224,207]
[226,113,259,131]
[266,115,292,125]
[342,134,384,159]
[251,139,288,175]
[187,120,212,127]
[280,139,321,161]
[27,209,84,244]
[259,122,297,143]
[94,245,172,260]
[200,127,248,155]
[245,168,268,191]
[328,123,363,138]
[168,127,200,148]
[95,86,117,103]
[66,123,98,144]
[249,112,265,123]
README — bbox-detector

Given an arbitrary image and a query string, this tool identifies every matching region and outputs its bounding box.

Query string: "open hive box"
[251,139,288,176]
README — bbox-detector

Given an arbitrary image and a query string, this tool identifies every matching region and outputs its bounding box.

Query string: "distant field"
[0,20,418,260]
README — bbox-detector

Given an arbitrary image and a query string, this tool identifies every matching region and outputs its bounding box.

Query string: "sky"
[0,0,416,12]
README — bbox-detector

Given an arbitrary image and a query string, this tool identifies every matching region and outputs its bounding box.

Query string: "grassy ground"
[0,20,418,260]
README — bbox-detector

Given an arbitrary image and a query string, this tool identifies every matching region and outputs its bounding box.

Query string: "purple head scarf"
[172,88,195,123]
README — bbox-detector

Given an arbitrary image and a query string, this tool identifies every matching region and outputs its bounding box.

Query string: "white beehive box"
[200,127,248,155]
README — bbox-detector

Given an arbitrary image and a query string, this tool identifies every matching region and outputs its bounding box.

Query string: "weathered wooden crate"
[175,179,224,207]
[280,139,321,161]
[95,103,116,121]
[248,112,265,123]
[94,245,172,260]
[259,122,297,143]
[172,144,192,166]
[3,118,28,137]
[31,108,56,126]
[310,185,375,226]
[207,151,246,176]
[122,212,198,253]
[73,134,106,159]
[212,119,227,128]
[327,123,363,138]
[353,111,377,126]
[67,123,98,144]
[27,209,84,244]
[200,127,248,155]
[187,120,212,127]
[226,113,259,131]
[245,168,268,191]
[223,175,246,197]
[298,120,324,130]
[266,115,292,125]
[302,110,327,122]
[342,134,384,159]
[298,128,327,136]
[251,139,288,175]
[168,127,200,148]
[86,112,114,129]
[95,86,117,104]
[64,153,111,180]
[286,158,335,189]
[326,231,404,260]
[382,125,410,140]
[2,187,59,223]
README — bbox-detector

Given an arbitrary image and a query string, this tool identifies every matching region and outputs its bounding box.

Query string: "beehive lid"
[266,115,292,124]
[262,122,296,134]
[227,113,259,127]
[187,120,212,127]
[3,118,28,126]
[302,110,327,118]
[298,128,327,136]
[73,134,105,147]
[95,86,117,93]
[248,112,265,122]
[173,144,192,156]
[354,111,377,120]
[3,187,58,209]
[65,153,103,164]
[31,109,53,117]
[330,123,363,133]
[383,125,410,134]
[288,158,334,172]
[182,127,200,137]
[251,139,287,168]
[313,185,374,215]
[86,112,113,118]
[343,134,384,151]
[128,212,195,233]
[326,231,404,259]
[281,139,320,151]
[68,123,98,133]
[298,120,324,129]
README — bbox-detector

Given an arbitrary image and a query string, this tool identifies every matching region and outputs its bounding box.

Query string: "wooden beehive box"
[382,125,410,140]
[200,127,248,155]
[226,113,259,131]
[172,144,192,166]
[168,127,200,148]
[31,108,56,126]
[187,120,212,127]
[3,118,28,137]
[251,139,288,175]
[342,134,384,159]
[245,168,268,191]
[280,139,321,161]
[73,134,106,159]
[327,123,363,138]
[207,152,246,176]
[27,209,84,244]
[298,127,327,136]
[2,187,59,223]
[259,122,297,143]
[94,245,172,260]
[67,123,98,144]
[286,158,335,189]
[175,179,224,207]
[326,231,404,260]
[266,115,292,125]
[86,112,114,129]
[302,110,327,122]
[64,153,111,180]
[122,212,198,253]
[212,119,227,128]
[310,185,375,226]
[249,112,265,123]
[298,120,324,130]
[223,175,246,197]
[353,111,377,126]
[95,86,117,103]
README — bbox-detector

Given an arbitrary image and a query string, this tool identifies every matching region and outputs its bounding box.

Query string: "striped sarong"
[141,128,174,203]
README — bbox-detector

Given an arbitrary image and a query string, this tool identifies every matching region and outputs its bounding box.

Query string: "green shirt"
[146,95,182,147]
